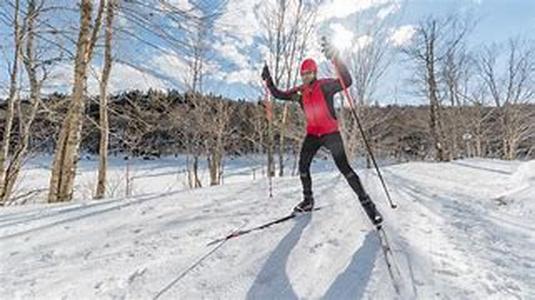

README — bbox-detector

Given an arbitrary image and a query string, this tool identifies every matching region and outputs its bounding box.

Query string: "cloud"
[328,23,373,54]
[318,0,398,22]
[149,53,189,85]
[43,63,75,94]
[218,68,258,85]
[165,0,194,11]
[105,53,188,93]
[208,0,405,95]
[389,25,416,47]
[211,44,258,85]
[377,2,401,20]
[210,35,261,88]
[106,62,169,93]
[213,41,250,69]
[44,59,181,96]
[160,0,204,17]
[215,0,262,47]
[38,0,410,100]
[331,23,355,51]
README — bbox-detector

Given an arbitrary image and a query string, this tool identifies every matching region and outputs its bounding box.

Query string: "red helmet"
[300,58,317,75]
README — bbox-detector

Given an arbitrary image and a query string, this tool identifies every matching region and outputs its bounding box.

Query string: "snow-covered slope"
[1,158,534,299]
[498,160,535,217]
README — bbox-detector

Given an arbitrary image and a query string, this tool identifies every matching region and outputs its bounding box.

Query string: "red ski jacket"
[266,58,352,136]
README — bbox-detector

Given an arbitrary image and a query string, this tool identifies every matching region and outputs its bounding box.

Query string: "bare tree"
[462,82,496,157]
[258,0,318,177]
[137,0,226,188]
[341,9,398,166]
[206,98,234,185]
[0,0,23,205]
[441,42,472,159]
[188,17,211,187]
[0,0,58,204]
[403,16,470,161]
[95,0,118,199]
[48,0,105,203]
[186,100,204,188]
[280,1,317,177]
[477,39,535,159]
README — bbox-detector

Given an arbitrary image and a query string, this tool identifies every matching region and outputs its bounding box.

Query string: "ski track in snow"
[385,166,534,299]
[0,158,534,299]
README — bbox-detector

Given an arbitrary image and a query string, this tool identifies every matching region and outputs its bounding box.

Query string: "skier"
[261,39,383,226]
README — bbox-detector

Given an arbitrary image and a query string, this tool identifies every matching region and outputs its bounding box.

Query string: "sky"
[1,0,535,105]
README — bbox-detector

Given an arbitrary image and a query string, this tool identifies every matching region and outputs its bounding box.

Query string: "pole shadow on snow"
[451,161,512,175]
[322,231,380,300]
[246,214,312,300]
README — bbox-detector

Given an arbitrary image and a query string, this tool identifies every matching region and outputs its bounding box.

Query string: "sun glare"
[331,24,354,52]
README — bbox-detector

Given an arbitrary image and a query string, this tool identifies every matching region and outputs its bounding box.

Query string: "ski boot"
[360,195,383,227]
[293,196,314,213]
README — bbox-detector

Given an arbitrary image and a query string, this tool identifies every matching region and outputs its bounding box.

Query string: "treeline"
[2,88,533,161]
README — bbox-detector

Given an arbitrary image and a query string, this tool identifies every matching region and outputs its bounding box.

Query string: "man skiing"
[261,38,383,226]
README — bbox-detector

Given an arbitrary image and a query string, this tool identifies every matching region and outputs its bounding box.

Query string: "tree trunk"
[125,157,132,197]
[501,106,515,160]
[1,0,41,204]
[425,40,447,161]
[48,0,95,203]
[187,155,192,188]
[0,0,22,205]
[95,0,116,199]
[208,151,221,186]
[265,97,275,178]
[209,125,225,186]
[278,103,288,177]
[193,155,201,188]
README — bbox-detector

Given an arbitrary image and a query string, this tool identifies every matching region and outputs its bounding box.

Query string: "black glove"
[261,64,272,82]
[321,36,338,60]
[291,91,302,102]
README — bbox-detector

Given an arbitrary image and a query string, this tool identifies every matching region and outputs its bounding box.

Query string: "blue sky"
[401,0,535,48]
[374,0,535,104]
[1,0,534,104]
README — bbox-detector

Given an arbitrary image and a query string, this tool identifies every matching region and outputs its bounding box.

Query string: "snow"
[510,160,535,189]
[1,157,534,299]
[496,160,535,218]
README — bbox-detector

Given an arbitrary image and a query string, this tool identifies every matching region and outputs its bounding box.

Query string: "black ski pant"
[299,132,368,201]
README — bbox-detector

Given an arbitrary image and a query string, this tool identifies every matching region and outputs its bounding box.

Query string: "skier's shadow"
[322,231,380,299]
[246,214,312,300]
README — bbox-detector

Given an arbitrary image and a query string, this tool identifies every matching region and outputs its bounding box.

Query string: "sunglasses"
[301,71,315,77]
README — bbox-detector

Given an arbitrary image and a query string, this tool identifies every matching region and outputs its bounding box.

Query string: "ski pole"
[263,80,274,198]
[331,58,398,209]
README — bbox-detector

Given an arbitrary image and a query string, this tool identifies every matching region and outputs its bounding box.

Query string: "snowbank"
[498,160,535,216]
[510,160,535,188]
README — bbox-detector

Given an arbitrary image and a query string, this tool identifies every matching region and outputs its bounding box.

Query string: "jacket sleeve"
[322,56,353,95]
[266,78,300,101]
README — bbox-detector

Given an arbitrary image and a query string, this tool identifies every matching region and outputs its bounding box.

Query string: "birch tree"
[0,0,23,205]
[48,0,105,202]
[95,0,117,199]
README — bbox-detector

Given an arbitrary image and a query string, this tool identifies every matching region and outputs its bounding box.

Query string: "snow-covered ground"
[1,157,534,299]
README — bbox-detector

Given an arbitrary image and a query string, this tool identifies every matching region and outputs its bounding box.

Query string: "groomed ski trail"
[1,159,534,299]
